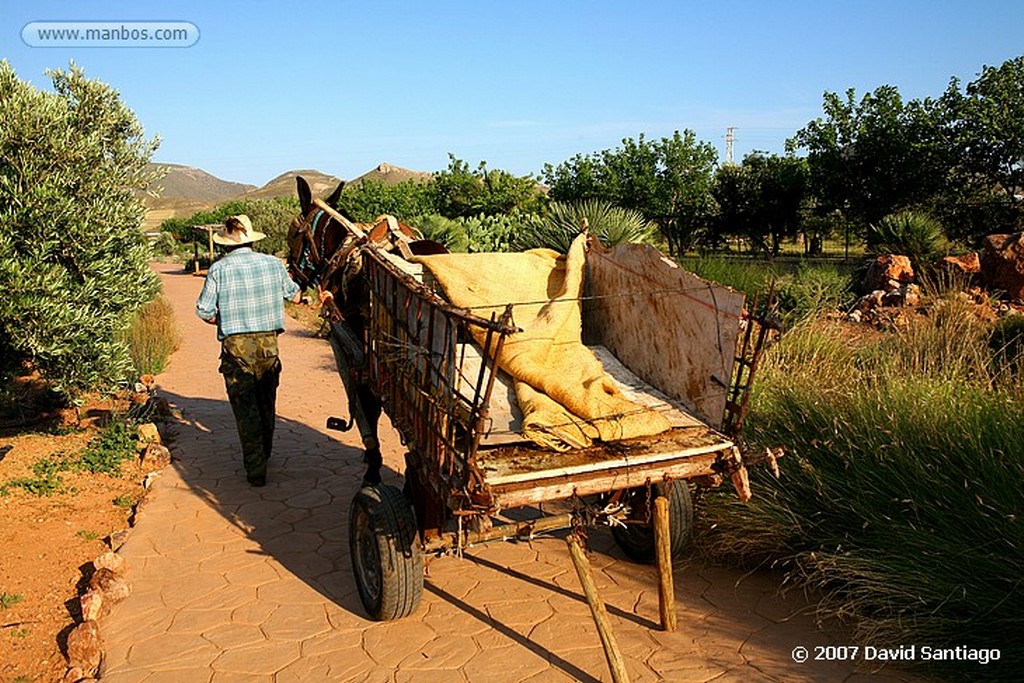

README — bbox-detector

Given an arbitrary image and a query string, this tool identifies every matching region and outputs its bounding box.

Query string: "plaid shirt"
[195,248,301,340]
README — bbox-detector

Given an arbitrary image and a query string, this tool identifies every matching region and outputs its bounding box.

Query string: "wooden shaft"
[566,533,630,683]
[653,496,677,632]
[312,196,367,240]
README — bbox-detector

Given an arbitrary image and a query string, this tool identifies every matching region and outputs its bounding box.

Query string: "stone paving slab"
[99,263,929,682]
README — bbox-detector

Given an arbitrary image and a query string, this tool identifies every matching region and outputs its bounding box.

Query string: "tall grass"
[121,294,179,377]
[683,256,855,326]
[700,304,1024,680]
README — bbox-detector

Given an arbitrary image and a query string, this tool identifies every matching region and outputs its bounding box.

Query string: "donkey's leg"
[355,384,383,485]
[328,327,382,484]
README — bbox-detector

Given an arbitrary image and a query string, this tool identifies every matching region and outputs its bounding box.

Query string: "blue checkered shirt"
[195,248,301,340]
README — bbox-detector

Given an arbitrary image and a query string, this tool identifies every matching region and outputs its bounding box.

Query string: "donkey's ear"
[296,176,312,213]
[325,180,346,207]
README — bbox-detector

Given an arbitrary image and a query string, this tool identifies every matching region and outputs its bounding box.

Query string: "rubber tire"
[610,481,694,564]
[349,483,423,620]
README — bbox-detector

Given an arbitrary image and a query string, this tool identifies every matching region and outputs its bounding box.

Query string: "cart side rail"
[364,249,513,506]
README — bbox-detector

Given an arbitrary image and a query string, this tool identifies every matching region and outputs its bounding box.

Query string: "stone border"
[62,412,175,683]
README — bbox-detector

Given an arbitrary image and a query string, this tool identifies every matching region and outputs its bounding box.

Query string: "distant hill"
[146,163,255,203]
[140,163,434,230]
[242,169,344,200]
[142,163,256,229]
[348,162,432,187]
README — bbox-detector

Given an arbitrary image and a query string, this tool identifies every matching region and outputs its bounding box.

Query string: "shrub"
[773,263,854,325]
[120,294,179,377]
[149,231,184,258]
[458,212,544,253]
[160,197,299,258]
[0,62,160,399]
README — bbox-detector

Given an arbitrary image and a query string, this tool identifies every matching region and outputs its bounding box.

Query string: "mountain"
[142,163,256,229]
[146,163,255,203]
[140,163,433,230]
[242,169,345,200]
[347,162,432,187]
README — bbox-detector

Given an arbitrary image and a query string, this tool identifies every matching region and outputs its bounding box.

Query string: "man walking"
[196,215,301,486]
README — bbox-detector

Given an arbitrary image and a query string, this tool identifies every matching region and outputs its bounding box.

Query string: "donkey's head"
[287,175,351,289]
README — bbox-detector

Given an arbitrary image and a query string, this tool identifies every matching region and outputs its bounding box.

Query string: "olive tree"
[0,61,161,398]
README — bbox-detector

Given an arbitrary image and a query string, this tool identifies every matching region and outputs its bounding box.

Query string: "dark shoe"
[247,474,267,487]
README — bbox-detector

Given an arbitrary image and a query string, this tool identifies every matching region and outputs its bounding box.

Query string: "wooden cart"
[343,237,776,636]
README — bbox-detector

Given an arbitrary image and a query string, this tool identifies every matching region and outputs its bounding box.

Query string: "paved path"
[101,262,924,682]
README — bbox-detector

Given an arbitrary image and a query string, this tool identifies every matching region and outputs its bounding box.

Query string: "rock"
[139,443,171,469]
[882,290,904,307]
[93,551,126,574]
[902,283,922,307]
[107,529,130,551]
[865,255,914,292]
[980,233,1024,301]
[939,253,981,275]
[136,423,161,448]
[89,568,131,603]
[143,471,161,489]
[79,589,106,621]
[66,620,103,676]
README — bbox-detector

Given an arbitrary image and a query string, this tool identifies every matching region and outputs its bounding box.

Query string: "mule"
[287,176,445,485]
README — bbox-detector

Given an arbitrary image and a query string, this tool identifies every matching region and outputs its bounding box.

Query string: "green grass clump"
[120,293,179,377]
[78,418,138,476]
[700,307,1024,680]
[681,256,778,301]
[1,453,72,496]
[1,418,140,496]
[682,257,854,326]
[0,592,24,609]
[773,263,854,326]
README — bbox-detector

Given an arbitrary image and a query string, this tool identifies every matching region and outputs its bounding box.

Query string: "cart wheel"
[349,483,423,620]
[610,481,693,564]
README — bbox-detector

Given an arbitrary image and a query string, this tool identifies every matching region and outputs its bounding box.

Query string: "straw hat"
[212,214,266,246]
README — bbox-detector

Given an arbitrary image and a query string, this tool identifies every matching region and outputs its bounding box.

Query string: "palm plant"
[866,209,948,268]
[512,199,659,253]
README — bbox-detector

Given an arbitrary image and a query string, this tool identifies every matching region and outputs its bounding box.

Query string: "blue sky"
[4,1,1022,186]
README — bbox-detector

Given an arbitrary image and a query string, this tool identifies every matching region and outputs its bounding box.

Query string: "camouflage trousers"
[219,332,282,479]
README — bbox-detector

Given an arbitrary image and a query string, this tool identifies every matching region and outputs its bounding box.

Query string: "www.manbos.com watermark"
[22,21,199,48]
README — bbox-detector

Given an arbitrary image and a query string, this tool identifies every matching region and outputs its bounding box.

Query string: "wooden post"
[566,533,630,683]
[653,496,677,632]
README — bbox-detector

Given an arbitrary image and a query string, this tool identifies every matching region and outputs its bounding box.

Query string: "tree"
[543,131,718,255]
[431,154,543,218]
[939,56,1024,239]
[711,153,808,256]
[338,178,436,223]
[0,61,160,398]
[790,86,951,231]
